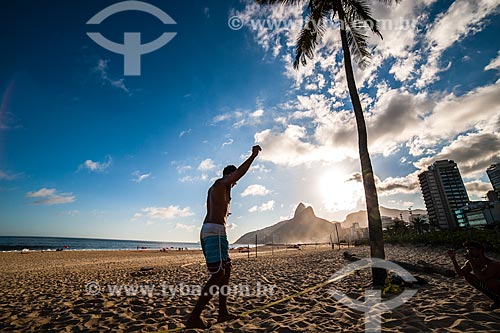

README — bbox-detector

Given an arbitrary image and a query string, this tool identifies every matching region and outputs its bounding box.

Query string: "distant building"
[381,216,394,230]
[418,160,469,229]
[347,223,357,242]
[339,222,368,242]
[487,163,500,196]
[455,201,500,228]
[360,228,369,240]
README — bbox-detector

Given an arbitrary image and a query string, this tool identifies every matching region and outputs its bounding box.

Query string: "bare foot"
[185,316,211,329]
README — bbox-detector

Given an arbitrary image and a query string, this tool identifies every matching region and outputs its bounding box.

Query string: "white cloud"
[414,132,500,178]
[250,163,271,173]
[131,213,143,222]
[485,51,500,71]
[179,175,196,183]
[140,205,194,220]
[212,109,265,128]
[222,138,234,147]
[26,188,76,205]
[179,128,192,138]
[249,200,275,212]
[240,0,497,92]
[274,116,288,126]
[465,180,493,198]
[251,109,264,118]
[79,156,112,172]
[94,59,130,93]
[177,160,215,182]
[212,112,234,124]
[226,222,237,230]
[253,76,500,169]
[232,2,305,57]
[376,171,421,196]
[175,223,196,232]
[254,125,320,166]
[417,0,500,87]
[26,188,56,198]
[176,165,192,173]
[198,159,215,171]
[241,184,271,197]
[132,171,151,183]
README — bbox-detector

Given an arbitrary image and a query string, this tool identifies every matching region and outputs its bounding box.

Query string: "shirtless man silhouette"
[186,145,261,329]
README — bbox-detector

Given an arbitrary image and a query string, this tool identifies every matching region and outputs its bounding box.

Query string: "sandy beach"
[1,245,500,332]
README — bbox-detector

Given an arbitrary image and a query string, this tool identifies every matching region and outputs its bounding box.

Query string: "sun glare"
[318,171,364,212]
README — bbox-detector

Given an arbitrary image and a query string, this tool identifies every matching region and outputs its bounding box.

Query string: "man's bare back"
[204,182,232,225]
[202,145,261,226]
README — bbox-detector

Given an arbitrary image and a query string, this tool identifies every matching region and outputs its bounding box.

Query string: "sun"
[318,171,364,212]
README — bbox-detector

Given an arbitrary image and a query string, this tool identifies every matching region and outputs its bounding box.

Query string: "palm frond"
[345,20,372,69]
[293,0,331,69]
[344,0,383,39]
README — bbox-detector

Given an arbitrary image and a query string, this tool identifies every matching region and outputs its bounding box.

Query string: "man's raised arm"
[222,145,261,185]
[447,249,472,277]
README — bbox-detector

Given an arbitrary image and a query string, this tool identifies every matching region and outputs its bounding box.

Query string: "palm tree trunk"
[337,1,386,286]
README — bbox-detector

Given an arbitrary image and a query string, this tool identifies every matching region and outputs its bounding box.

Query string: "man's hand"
[447,249,456,259]
[252,145,262,157]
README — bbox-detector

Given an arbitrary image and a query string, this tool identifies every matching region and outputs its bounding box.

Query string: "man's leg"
[217,263,239,322]
[464,273,500,308]
[218,263,231,317]
[186,269,225,328]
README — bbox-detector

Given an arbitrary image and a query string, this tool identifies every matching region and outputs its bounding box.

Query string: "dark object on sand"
[130,267,155,277]
[394,260,456,278]
[343,251,359,262]
[342,251,455,278]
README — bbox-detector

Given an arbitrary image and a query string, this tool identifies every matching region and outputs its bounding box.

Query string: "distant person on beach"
[447,241,500,310]
[186,145,261,329]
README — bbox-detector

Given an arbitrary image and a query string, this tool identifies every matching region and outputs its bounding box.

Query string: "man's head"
[463,240,484,258]
[223,165,237,177]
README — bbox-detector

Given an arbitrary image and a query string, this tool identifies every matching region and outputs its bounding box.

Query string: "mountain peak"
[302,206,315,218]
[294,203,307,217]
[235,203,336,244]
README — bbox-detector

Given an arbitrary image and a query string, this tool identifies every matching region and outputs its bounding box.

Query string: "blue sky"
[1,0,500,242]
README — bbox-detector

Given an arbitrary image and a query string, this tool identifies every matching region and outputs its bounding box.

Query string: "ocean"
[0,236,201,252]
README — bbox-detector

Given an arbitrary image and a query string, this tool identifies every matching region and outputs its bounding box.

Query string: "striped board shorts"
[200,223,231,274]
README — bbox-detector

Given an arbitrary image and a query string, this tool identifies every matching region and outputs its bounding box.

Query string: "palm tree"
[411,216,425,235]
[256,0,400,286]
